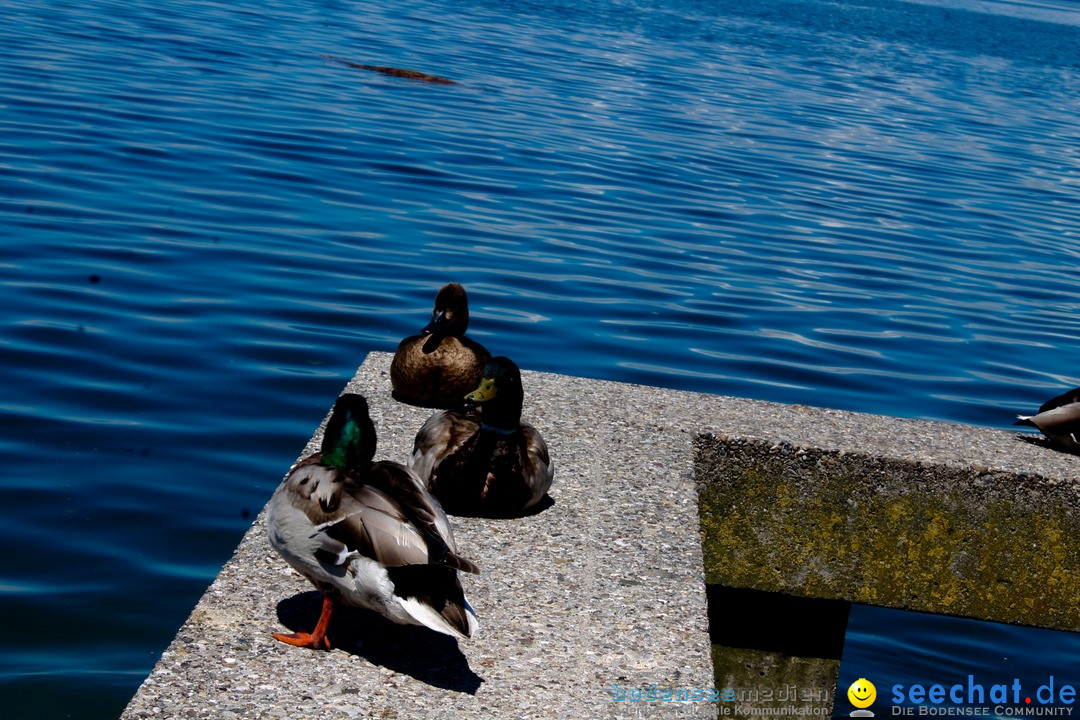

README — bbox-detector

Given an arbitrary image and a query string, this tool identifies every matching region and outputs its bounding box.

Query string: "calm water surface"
[2,0,1079,716]
[839,605,1080,718]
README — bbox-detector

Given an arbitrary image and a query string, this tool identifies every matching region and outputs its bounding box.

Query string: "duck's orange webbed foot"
[272,594,334,650]
[272,630,331,650]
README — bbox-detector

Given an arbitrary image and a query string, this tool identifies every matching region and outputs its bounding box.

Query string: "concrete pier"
[697,431,1080,715]
[121,352,1080,719]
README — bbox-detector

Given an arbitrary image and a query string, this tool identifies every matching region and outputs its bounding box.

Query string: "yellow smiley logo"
[847,678,876,709]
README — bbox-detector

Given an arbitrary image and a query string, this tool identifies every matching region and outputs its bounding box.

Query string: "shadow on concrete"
[448,493,556,519]
[440,496,557,518]
[1014,432,1080,455]
[275,591,484,694]
[516,493,555,518]
[706,585,850,659]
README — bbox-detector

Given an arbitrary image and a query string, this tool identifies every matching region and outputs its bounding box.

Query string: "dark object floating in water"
[321,54,457,85]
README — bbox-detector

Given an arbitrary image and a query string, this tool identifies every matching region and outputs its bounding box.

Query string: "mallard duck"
[391,283,491,408]
[266,393,479,649]
[1015,387,1080,453]
[410,356,553,517]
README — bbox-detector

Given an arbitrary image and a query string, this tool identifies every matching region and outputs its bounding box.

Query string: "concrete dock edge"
[121,351,1079,719]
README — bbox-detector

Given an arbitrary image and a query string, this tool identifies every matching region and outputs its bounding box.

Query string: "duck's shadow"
[276,592,483,694]
[1014,432,1080,455]
[449,493,555,519]
[1016,433,1052,449]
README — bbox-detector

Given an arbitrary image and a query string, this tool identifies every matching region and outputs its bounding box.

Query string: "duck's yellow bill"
[466,378,497,402]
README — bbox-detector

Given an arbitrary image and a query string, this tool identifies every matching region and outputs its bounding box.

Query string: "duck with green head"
[266,393,479,649]
[410,356,554,517]
[391,283,491,408]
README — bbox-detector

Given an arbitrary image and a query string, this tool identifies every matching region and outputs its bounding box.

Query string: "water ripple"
[3,0,1080,716]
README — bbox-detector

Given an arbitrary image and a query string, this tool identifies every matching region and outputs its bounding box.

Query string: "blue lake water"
[2,0,1079,717]
[839,605,1080,718]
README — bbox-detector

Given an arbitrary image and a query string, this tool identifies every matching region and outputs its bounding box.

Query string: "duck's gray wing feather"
[1023,402,1080,434]
[521,423,554,506]
[410,410,480,483]
[323,468,480,575]
[315,485,432,569]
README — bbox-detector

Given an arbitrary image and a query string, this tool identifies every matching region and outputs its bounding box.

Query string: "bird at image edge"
[267,393,479,649]
[1016,386,1080,453]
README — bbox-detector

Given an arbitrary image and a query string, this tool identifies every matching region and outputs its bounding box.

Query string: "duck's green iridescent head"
[321,393,376,469]
[466,356,524,429]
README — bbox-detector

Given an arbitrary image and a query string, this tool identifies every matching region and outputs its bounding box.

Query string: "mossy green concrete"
[711,646,836,719]
[697,435,1080,719]
[696,436,1080,629]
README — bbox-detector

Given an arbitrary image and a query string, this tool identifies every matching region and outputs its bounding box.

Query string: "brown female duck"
[391,283,490,408]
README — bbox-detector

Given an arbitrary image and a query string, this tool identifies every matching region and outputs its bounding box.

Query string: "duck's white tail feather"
[398,596,479,640]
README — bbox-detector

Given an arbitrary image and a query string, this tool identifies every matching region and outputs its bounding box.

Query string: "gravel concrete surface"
[121,352,1077,719]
